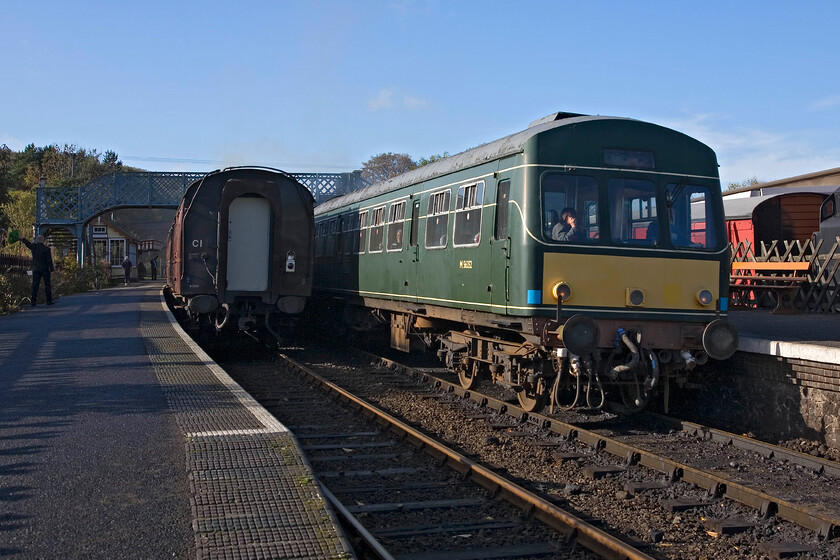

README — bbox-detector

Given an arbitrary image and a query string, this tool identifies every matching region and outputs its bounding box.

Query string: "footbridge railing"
[34,170,368,265]
[36,170,366,228]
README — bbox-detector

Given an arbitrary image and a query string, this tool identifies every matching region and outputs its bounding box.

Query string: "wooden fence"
[729,236,840,313]
[0,254,33,276]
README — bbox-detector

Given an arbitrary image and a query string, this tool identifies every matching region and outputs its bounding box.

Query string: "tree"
[1,189,36,240]
[726,176,762,191]
[361,152,417,184]
[416,152,449,167]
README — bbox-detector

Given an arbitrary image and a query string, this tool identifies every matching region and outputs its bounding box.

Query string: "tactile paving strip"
[139,293,353,560]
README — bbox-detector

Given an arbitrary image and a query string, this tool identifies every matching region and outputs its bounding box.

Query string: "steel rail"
[319,484,397,560]
[368,353,840,540]
[663,417,840,478]
[277,353,656,560]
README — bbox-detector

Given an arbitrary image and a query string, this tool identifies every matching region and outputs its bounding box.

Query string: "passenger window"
[454,182,484,246]
[494,180,510,240]
[387,200,406,251]
[341,213,354,256]
[369,206,385,252]
[356,211,368,254]
[608,179,657,245]
[541,174,599,243]
[425,190,451,249]
[327,218,339,256]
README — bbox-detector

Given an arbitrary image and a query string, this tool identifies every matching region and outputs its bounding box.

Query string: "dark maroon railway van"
[166,167,314,341]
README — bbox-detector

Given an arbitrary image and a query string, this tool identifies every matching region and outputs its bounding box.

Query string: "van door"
[491,179,511,315]
[227,196,271,291]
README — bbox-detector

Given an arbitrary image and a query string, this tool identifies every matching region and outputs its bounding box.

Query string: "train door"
[491,179,511,314]
[227,196,271,291]
[408,199,421,302]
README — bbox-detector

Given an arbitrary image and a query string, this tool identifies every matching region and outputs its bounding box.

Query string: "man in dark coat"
[21,234,55,306]
[122,254,132,286]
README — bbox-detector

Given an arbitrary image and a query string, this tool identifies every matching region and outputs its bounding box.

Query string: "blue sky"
[2,1,839,187]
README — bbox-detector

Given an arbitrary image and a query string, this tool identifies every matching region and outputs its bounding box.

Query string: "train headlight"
[552,282,572,302]
[702,319,739,360]
[626,288,645,307]
[560,314,600,356]
[696,289,714,306]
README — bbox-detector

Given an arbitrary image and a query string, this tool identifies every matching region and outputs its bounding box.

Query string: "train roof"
[316,113,650,215]
[722,189,834,220]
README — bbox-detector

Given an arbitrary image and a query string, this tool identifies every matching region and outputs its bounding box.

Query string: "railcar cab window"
[357,210,368,254]
[666,184,718,249]
[425,189,451,249]
[454,182,484,246]
[369,206,385,252]
[387,200,406,251]
[541,174,598,243]
[608,178,658,245]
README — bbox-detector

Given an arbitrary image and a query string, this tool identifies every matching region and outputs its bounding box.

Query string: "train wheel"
[517,378,546,412]
[457,359,482,390]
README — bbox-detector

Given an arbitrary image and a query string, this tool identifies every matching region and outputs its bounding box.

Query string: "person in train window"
[552,208,581,242]
[390,229,403,249]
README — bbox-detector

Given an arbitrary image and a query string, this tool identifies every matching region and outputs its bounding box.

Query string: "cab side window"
[494,180,510,240]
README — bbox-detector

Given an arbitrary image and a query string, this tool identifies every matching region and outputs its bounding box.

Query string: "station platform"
[729,309,840,364]
[0,283,353,559]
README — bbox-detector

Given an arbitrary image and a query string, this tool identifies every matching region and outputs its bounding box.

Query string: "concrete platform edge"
[739,336,840,365]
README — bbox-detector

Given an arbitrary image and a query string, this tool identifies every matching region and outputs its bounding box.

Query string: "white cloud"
[368,88,395,111]
[809,95,840,111]
[660,114,840,186]
[403,94,427,111]
[367,87,428,112]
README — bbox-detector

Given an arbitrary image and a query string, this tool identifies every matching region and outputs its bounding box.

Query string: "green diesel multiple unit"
[313,112,738,412]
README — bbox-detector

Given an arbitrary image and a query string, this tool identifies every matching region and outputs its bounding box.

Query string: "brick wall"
[669,349,840,449]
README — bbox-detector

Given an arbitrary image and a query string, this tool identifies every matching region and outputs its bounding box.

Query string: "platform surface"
[729,309,840,364]
[0,283,353,559]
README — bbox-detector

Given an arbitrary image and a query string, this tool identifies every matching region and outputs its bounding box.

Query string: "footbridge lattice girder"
[35,170,366,263]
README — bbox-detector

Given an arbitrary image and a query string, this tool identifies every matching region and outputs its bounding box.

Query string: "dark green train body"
[312,113,738,412]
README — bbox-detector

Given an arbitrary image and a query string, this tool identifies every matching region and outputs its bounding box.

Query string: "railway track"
[248,344,840,560]
[217,349,654,560]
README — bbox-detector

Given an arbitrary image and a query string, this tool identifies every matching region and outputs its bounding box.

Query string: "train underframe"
[165,288,304,344]
[332,296,736,413]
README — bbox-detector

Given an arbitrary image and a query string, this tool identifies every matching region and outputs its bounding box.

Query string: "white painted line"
[157,292,289,434]
[187,429,289,438]
[739,336,840,366]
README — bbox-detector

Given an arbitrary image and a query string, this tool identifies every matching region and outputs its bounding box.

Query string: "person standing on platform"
[151,256,158,280]
[122,254,133,286]
[137,260,146,280]
[19,233,55,306]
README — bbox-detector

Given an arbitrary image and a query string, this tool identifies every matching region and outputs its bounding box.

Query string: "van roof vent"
[528,111,587,128]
